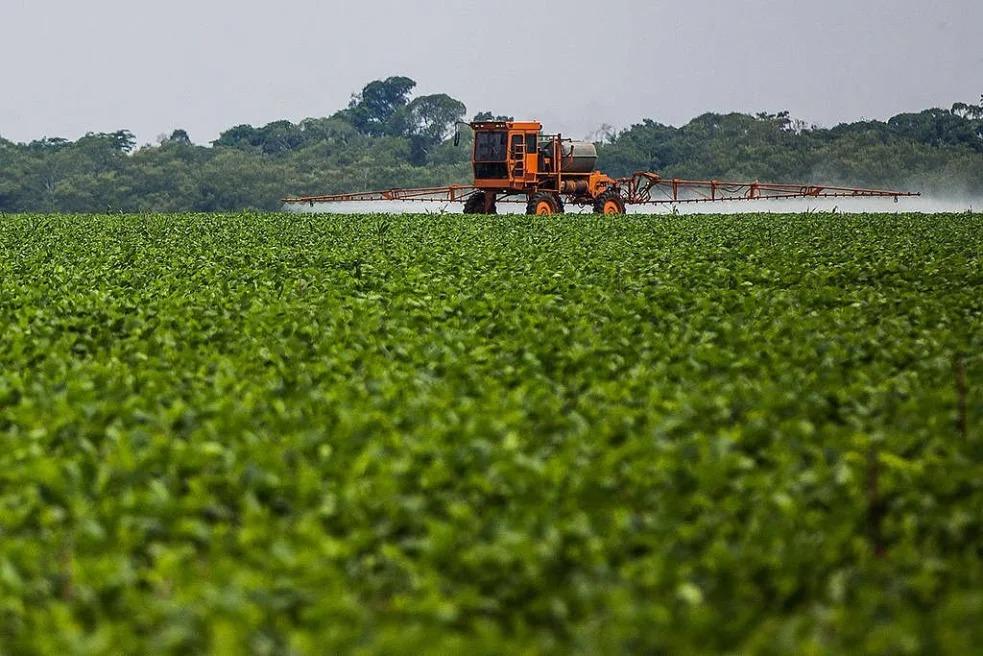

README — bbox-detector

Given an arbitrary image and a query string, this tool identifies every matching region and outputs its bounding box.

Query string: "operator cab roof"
[471,120,542,131]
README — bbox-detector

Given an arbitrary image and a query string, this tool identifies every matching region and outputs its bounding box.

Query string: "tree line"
[1,79,981,213]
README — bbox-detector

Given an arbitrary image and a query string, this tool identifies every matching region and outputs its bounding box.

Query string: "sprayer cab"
[471,120,542,185]
[466,120,618,212]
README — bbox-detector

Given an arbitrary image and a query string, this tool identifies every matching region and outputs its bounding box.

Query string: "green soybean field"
[0,212,980,655]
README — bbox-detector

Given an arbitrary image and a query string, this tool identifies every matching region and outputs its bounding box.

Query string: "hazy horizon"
[286,194,981,216]
[2,0,981,146]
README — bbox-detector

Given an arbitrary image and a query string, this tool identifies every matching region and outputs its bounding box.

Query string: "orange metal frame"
[283,184,476,205]
[471,120,543,191]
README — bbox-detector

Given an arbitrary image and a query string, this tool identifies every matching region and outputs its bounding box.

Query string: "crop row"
[0,213,979,654]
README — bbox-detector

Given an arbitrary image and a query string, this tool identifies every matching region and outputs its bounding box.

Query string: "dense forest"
[1,77,981,212]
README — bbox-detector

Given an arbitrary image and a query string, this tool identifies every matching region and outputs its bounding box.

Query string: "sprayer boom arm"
[284,184,477,205]
[282,173,918,207]
[623,173,919,204]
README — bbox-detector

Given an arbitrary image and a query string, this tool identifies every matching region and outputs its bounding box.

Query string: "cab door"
[509,132,539,182]
[508,133,526,181]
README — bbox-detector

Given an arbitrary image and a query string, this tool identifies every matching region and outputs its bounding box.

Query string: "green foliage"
[409,97,467,141]
[346,76,418,137]
[0,212,980,654]
[1,82,982,212]
[597,108,983,196]
[473,111,515,122]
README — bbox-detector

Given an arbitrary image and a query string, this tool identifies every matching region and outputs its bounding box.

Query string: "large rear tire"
[464,192,496,214]
[593,190,626,215]
[526,192,564,216]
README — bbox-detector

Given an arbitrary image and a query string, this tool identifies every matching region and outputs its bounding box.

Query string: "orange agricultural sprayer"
[282,120,919,214]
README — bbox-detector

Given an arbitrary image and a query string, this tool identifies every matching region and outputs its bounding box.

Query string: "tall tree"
[406,94,466,144]
[347,76,417,136]
[472,111,514,122]
[166,129,192,146]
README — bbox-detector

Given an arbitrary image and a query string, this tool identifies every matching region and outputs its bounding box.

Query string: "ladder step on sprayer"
[282,120,919,214]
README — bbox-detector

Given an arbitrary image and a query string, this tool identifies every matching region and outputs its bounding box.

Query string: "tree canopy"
[0,78,980,212]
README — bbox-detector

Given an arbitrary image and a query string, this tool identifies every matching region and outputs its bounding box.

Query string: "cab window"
[474,131,507,162]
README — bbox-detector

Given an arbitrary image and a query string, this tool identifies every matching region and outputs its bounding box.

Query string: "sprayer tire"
[464,192,496,214]
[527,192,564,216]
[593,190,626,215]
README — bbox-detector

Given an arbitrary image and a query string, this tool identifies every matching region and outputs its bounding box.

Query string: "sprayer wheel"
[527,192,564,216]
[593,190,626,215]
[464,192,496,214]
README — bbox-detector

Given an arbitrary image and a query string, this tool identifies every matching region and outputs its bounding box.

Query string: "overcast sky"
[2,0,981,145]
